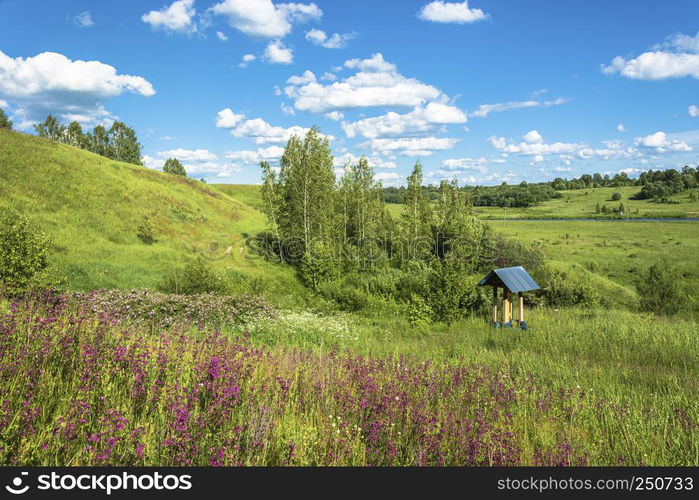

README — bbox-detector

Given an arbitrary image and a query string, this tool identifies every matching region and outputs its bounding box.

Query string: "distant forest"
[383,166,699,207]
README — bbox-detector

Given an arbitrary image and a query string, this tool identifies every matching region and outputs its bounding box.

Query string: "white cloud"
[325,111,344,121]
[239,54,256,67]
[602,53,699,80]
[225,146,285,163]
[440,157,501,174]
[603,32,699,81]
[142,0,197,34]
[689,105,699,117]
[305,29,354,49]
[215,108,333,144]
[468,97,567,118]
[375,172,400,181]
[320,72,336,82]
[635,131,692,152]
[0,99,8,109]
[522,130,543,144]
[157,148,218,161]
[332,152,397,169]
[341,102,467,139]
[285,53,442,113]
[264,40,293,64]
[210,0,321,39]
[216,31,228,41]
[365,136,459,156]
[74,11,94,28]
[553,166,572,173]
[489,132,583,156]
[617,123,626,132]
[280,102,296,115]
[0,50,154,127]
[287,70,316,85]
[215,108,245,128]
[418,1,487,24]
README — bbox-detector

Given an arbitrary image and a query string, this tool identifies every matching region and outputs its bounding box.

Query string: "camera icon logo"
[5,472,29,495]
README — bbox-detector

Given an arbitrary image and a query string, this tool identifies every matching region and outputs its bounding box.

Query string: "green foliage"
[163,157,186,176]
[0,108,12,129]
[0,209,50,297]
[317,280,368,311]
[34,114,65,140]
[637,262,686,315]
[536,264,602,308]
[611,192,622,201]
[136,216,155,244]
[63,121,85,148]
[299,240,338,289]
[108,121,142,165]
[425,260,489,323]
[407,293,432,326]
[491,235,544,270]
[160,257,229,295]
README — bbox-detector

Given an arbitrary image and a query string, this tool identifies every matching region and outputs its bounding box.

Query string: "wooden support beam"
[492,287,498,323]
[503,291,511,324]
[519,294,524,323]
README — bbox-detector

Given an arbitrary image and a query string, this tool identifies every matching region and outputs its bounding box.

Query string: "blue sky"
[0,0,698,185]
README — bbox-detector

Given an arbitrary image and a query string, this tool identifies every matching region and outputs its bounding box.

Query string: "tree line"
[32,114,143,166]
[384,166,699,208]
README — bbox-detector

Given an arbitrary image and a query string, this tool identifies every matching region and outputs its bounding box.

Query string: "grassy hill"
[0,129,304,301]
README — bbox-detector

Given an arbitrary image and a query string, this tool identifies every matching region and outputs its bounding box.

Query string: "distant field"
[386,186,699,220]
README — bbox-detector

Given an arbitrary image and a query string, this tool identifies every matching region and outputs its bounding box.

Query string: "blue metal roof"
[477,266,540,292]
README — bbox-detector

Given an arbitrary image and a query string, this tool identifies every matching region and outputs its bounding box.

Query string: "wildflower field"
[1,291,696,466]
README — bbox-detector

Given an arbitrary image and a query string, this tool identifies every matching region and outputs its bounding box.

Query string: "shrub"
[407,294,432,326]
[0,209,50,297]
[611,192,622,201]
[536,265,602,308]
[159,257,229,295]
[136,216,155,244]
[637,262,687,315]
[491,236,544,271]
[317,280,368,312]
[163,158,186,177]
[426,260,489,323]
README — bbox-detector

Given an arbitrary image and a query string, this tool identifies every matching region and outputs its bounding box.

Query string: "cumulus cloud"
[468,97,567,118]
[157,148,218,161]
[418,1,487,24]
[215,108,333,144]
[364,136,459,156]
[305,29,355,49]
[689,105,699,117]
[284,53,442,113]
[210,0,321,39]
[603,31,699,80]
[0,50,154,127]
[225,145,285,163]
[634,131,692,152]
[142,0,198,34]
[215,108,245,128]
[264,40,293,64]
[489,131,583,156]
[325,111,344,121]
[617,123,626,132]
[341,102,467,139]
[216,31,228,41]
[239,54,256,67]
[74,11,94,28]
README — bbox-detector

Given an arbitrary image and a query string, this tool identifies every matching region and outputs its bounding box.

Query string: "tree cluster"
[33,114,143,165]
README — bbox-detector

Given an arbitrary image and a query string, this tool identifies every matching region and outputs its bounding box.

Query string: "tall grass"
[0,292,696,466]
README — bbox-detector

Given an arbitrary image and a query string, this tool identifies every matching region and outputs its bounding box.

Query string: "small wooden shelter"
[477,266,540,328]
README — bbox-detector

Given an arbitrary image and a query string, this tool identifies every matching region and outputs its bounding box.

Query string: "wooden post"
[518,294,524,323]
[492,287,498,323]
[503,290,511,323]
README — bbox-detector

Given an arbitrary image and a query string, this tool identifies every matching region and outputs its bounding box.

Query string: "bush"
[407,294,432,326]
[426,260,489,323]
[611,192,622,201]
[536,265,602,308]
[0,209,50,297]
[491,236,544,271]
[317,280,368,312]
[136,216,155,244]
[637,262,687,315]
[159,257,229,295]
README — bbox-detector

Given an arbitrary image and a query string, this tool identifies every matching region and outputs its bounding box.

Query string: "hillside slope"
[0,130,300,296]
